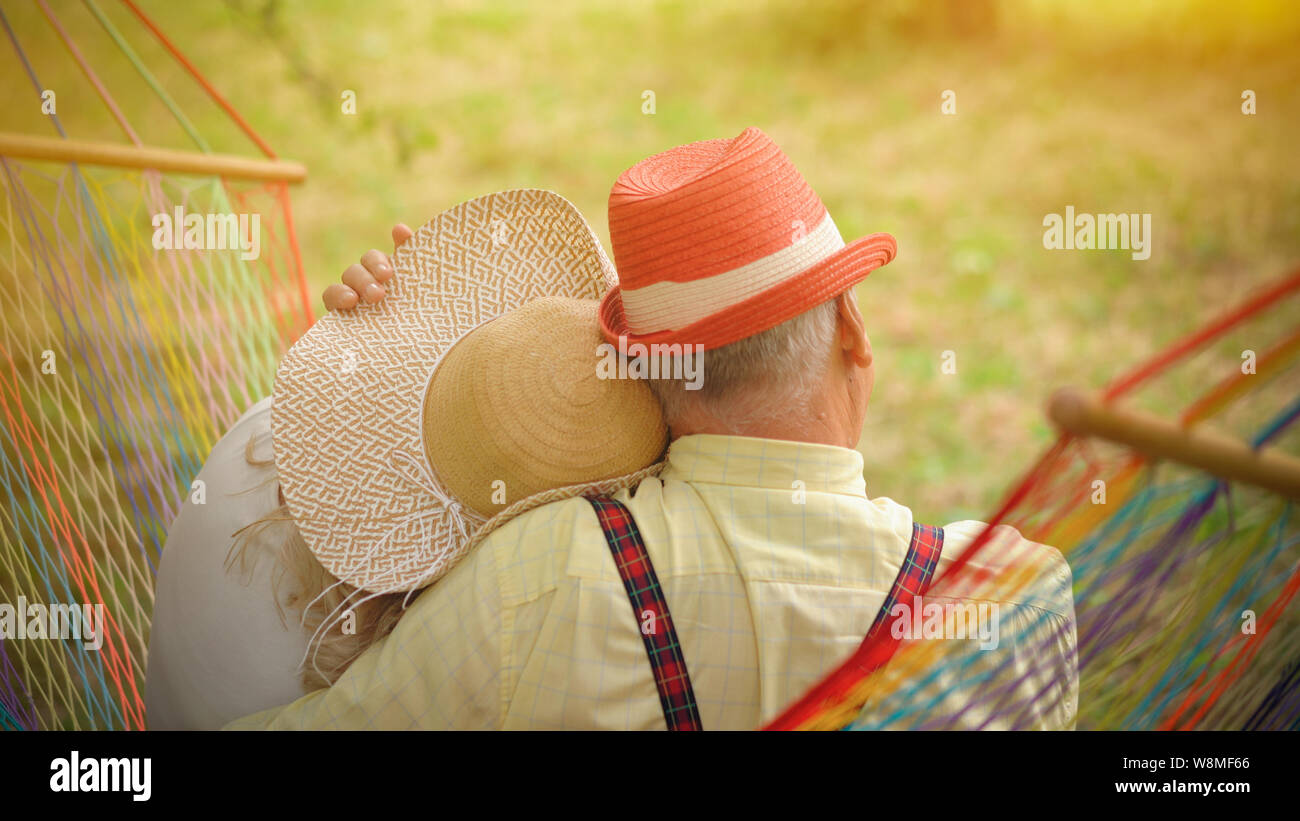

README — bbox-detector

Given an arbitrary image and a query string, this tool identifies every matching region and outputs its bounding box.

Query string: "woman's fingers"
[323,283,359,312]
[341,262,386,304]
[323,238,404,312]
[360,248,394,283]
[322,230,410,313]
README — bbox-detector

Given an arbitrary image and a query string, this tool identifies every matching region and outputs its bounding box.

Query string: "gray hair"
[642,296,840,430]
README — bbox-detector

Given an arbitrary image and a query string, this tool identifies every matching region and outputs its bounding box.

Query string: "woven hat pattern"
[273,189,618,594]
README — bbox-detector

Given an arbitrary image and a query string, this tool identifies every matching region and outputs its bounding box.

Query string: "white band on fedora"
[619,213,844,334]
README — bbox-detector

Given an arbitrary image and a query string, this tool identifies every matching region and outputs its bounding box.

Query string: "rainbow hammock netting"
[768,270,1300,730]
[0,1,310,730]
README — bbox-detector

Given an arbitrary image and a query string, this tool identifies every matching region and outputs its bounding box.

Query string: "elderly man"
[233,127,1076,730]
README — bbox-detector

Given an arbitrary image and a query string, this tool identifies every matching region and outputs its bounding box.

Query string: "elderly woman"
[146,192,666,729]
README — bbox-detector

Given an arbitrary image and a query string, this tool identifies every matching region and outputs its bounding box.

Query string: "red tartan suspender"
[587,494,944,732]
[867,522,945,639]
[586,496,703,731]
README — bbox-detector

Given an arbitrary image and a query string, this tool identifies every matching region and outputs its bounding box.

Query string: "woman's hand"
[322,223,414,311]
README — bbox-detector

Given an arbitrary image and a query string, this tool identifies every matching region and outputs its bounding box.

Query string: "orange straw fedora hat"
[273,190,666,595]
[600,127,897,351]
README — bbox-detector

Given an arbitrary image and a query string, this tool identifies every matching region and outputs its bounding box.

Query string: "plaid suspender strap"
[866,522,945,639]
[586,496,703,731]
[585,499,940,729]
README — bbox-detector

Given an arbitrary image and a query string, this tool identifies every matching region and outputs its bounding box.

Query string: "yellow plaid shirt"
[228,433,1077,730]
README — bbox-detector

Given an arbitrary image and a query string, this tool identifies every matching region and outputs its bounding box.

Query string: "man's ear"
[836,290,872,368]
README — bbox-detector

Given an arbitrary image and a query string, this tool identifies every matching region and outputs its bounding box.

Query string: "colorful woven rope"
[0,1,310,730]
[770,270,1300,730]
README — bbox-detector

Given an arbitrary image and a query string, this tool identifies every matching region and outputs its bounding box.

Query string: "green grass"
[2,0,1298,525]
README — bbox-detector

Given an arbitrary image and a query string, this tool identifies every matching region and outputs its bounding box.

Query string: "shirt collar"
[659,434,868,498]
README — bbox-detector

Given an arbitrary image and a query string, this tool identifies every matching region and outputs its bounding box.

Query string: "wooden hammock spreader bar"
[0,131,306,184]
[1048,386,1300,500]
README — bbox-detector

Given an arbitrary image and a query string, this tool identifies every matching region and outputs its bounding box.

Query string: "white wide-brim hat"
[272,189,667,594]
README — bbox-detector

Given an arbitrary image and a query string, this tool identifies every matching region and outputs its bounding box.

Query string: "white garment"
[146,397,310,729]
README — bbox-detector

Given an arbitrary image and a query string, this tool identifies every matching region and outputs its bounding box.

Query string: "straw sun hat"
[273,189,667,594]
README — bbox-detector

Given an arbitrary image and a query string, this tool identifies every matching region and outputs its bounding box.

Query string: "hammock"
[768,270,1300,730]
[0,0,310,730]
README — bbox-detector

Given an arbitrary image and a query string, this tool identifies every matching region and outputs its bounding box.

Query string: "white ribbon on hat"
[387,447,485,550]
[295,448,487,682]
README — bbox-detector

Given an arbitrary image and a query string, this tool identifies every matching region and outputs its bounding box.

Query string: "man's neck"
[668,390,856,449]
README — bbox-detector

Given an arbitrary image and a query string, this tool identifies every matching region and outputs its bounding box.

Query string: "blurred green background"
[2,0,1298,524]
